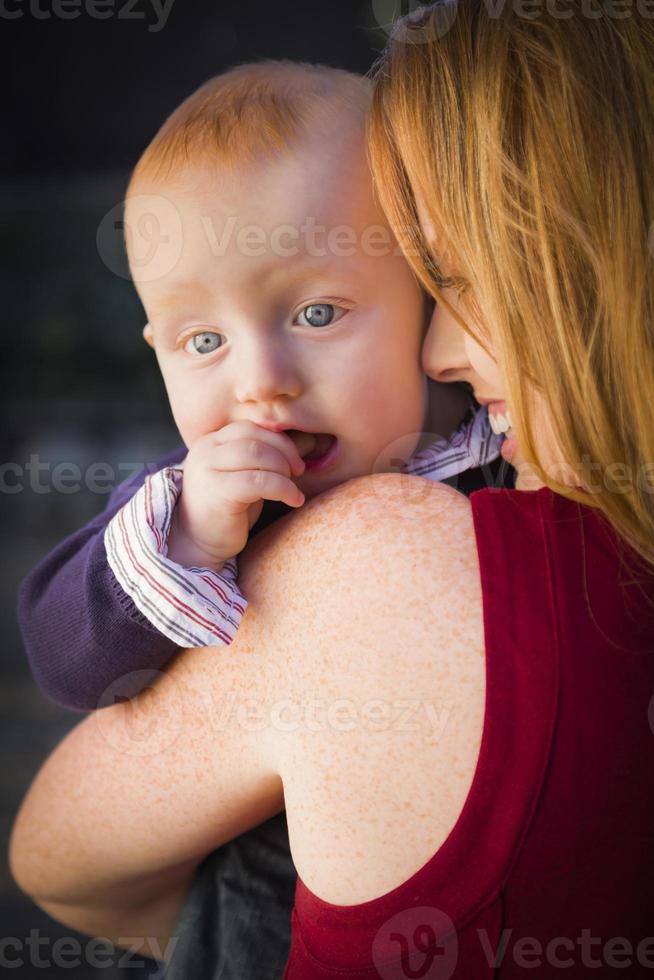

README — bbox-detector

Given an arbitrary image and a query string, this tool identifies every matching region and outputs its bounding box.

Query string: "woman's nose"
[233,341,304,405]
[421,301,470,383]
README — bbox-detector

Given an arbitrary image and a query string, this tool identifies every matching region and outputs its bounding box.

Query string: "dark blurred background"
[0,1,408,975]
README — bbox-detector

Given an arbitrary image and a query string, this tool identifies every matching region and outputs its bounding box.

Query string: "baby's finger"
[209,439,296,479]
[209,422,310,476]
[218,470,305,510]
[286,430,317,463]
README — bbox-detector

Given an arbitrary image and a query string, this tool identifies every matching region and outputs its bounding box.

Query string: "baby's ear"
[142,323,155,348]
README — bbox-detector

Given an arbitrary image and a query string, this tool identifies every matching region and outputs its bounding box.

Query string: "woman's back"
[269,480,654,978]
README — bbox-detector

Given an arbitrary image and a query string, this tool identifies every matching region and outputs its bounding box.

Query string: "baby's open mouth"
[287,430,338,468]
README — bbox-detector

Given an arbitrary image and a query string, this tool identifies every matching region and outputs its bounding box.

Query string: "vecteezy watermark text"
[0,929,177,971]
[206,692,453,740]
[4,451,654,497]
[0,456,159,495]
[94,670,456,756]
[97,195,415,283]
[0,0,174,31]
[371,908,654,978]
[370,0,654,46]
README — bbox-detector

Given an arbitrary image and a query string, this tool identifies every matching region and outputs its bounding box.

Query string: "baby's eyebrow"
[248,253,350,288]
[148,278,207,319]
[148,256,353,322]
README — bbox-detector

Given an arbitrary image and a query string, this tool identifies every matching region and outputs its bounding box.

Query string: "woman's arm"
[8,622,286,957]
[9,472,477,956]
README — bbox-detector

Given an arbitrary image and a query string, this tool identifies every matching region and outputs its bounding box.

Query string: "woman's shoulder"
[243,471,479,565]
[236,474,486,904]
[235,473,484,737]
[165,474,483,725]
[239,472,481,640]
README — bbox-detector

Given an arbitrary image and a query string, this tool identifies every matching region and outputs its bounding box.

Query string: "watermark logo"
[370,0,654,42]
[96,194,182,282]
[95,669,184,756]
[371,0,459,42]
[370,431,454,507]
[372,907,458,979]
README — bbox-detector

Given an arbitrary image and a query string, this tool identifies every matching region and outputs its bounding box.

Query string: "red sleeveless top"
[282,486,654,978]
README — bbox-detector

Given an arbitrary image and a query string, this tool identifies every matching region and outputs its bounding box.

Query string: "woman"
[10,2,654,977]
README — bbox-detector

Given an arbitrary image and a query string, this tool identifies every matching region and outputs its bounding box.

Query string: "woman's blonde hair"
[368,1,654,569]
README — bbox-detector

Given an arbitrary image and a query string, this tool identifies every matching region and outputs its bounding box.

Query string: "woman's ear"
[142,323,155,349]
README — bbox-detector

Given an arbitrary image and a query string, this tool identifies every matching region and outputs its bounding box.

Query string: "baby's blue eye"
[296,304,344,328]
[185,332,225,355]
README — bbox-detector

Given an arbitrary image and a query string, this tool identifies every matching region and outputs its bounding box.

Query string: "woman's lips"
[500,434,518,462]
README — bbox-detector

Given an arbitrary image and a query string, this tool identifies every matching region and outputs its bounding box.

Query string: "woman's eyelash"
[434,275,469,296]
[423,251,469,296]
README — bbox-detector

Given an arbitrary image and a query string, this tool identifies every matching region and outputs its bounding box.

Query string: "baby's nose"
[234,355,303,404]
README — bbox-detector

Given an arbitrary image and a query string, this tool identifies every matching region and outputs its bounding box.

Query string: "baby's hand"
[166,422,316,571]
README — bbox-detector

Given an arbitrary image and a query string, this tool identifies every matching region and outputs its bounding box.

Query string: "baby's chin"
[296,442,403,502]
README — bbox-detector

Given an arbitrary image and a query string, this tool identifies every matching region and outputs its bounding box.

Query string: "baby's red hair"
[127,59,372,192]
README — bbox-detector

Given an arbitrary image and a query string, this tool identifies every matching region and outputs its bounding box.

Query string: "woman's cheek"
[466,336,503,391]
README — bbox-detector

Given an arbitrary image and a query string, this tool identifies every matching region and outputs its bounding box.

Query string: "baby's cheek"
[169,396,211,447]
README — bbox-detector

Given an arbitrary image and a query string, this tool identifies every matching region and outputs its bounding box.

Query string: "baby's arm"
[16,446,244,713]
[17,424,314,714]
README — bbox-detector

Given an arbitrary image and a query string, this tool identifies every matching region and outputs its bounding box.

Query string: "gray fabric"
[164,813,295,980]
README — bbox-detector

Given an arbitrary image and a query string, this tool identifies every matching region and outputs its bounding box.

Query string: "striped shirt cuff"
[403,403,504,482]
[104,465,247,648]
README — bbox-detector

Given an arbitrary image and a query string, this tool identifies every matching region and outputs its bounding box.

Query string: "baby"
[17,60,503,712]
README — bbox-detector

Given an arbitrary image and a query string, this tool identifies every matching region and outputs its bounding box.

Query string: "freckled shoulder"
[236,474,487,905]
[235,473,483,683]
[238,472,480,608]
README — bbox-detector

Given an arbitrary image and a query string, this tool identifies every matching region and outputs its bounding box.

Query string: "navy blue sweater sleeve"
[16,446,189,713]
